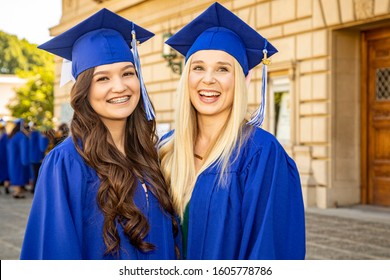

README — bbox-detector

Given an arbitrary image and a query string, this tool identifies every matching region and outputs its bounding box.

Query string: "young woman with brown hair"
[21,8,179,260]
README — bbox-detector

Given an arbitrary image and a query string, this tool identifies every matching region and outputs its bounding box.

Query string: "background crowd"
[0,118,69,198]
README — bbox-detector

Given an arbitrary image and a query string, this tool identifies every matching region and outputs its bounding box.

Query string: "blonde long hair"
[159,55,251,219]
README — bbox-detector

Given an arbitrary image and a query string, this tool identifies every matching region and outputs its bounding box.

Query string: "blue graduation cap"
[38,8,156,120]
[165,2,278,127]
[14,118,23,125]
[12,118,24,130]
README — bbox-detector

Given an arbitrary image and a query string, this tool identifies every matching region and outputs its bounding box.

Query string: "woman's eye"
[192,65,204,71]
[123,71,135,77]
[218,67,229,72]
[96,76,109,82]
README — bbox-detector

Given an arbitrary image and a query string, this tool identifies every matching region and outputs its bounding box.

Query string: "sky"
[0,0,62,44]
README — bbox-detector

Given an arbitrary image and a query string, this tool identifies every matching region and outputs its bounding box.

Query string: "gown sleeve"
[239,141,306,260]
[20,148,87,260]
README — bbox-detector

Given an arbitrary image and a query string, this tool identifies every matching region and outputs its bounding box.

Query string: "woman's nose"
[112,77,127,92]
[202,71,216,84]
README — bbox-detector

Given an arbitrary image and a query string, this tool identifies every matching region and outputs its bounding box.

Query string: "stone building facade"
[0,74,26,122]
[50,0,390,209]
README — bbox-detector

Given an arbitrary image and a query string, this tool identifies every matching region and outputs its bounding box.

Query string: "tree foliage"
[1,30,55,129]
[8,66,54,130]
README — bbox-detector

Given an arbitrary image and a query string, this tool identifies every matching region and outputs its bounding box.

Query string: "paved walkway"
[0,187,33,260]
[1,186,389,260]
[306,206,390,259]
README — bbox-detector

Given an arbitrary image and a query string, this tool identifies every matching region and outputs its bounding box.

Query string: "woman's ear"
[245,69,253,88]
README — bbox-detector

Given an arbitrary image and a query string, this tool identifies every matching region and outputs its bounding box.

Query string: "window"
[376,67,390,100]
[269,76,291,145]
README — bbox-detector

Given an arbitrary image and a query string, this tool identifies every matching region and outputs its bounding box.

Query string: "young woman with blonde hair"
[159,2,305,260]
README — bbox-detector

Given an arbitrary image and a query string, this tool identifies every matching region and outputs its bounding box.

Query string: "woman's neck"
[103,119,126,155]
[195,113,228,158]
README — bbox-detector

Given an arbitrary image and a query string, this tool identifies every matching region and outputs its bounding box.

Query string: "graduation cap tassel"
[131,29,156,121]
[247,47,270,127]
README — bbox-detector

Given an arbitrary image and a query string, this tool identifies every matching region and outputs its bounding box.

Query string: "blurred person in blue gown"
[28,123,46,194]
[0,119,10,194]
[21,8,179,260]
[39,128,55,156]
[6,119,30,199]
[159,2,305,260]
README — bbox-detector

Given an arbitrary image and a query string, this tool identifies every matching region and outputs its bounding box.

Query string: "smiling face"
[88,61,141,127]
[188,50,235,121]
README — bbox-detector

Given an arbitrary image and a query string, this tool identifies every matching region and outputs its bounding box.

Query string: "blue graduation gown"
[29,130,45,164]
[21,137,177,260]
[39,134,49,154]
[6,131,30,185]
[185,126,305,259]
[0,133,9,182]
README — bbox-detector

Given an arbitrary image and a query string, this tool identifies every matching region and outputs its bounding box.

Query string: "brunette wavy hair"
[70,68,178,257]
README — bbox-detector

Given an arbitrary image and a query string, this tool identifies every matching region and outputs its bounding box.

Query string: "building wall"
[0,74,26,120]
[51,0,390,208]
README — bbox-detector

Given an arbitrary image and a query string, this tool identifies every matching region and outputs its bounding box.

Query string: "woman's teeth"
[199,91,220,97]
[107,96,130,104]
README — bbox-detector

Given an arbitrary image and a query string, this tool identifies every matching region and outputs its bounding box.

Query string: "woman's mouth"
[107,96,130,104]
[198,90,220,103]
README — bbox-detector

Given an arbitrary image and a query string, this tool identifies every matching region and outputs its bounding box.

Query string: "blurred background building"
[49,0,390,209]
[0,74,26,123]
